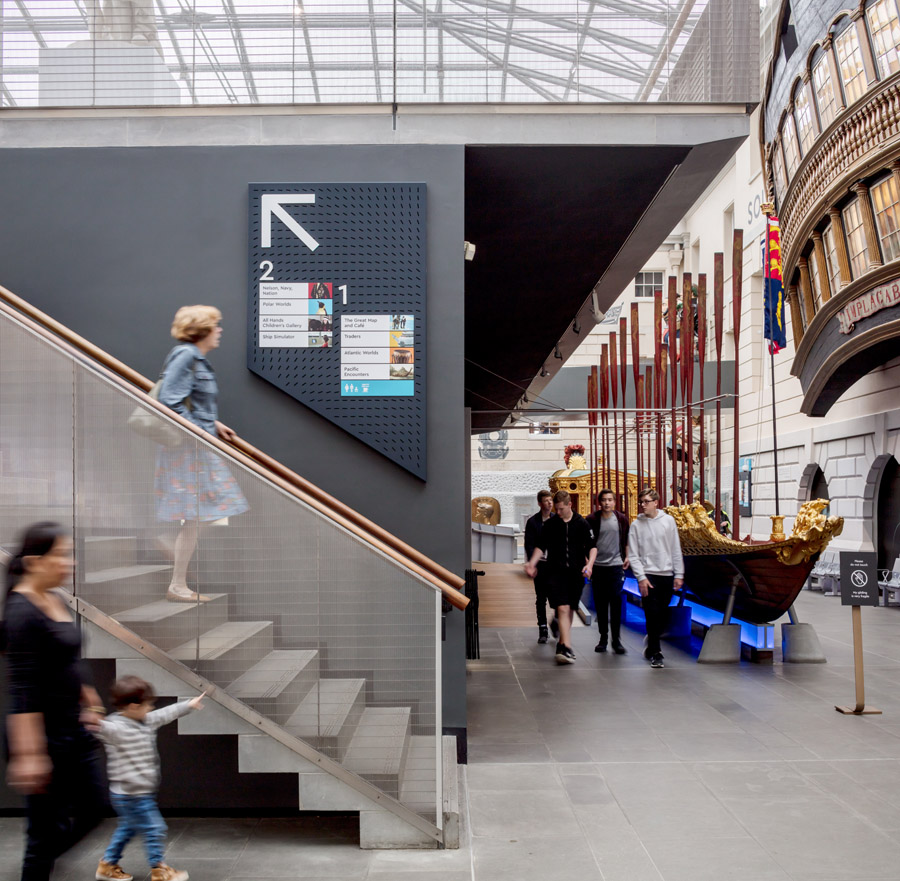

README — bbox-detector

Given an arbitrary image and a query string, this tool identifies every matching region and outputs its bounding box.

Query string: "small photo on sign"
[390,364,413,380]
[309,334,332,348]
[390,331,414,348]
[391,348,413,364]
[309,316,332,333]
[309,282,332,299]
[309,300,333,316]
[390,314,413,331]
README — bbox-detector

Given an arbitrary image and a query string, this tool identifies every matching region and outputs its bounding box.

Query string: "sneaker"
[151,866,189,881]
[650,653,665,668]
[612,642,627,655]
[550,618,559,638]
[595,642,607,653]
[96,862,133,881]
[166,584,211,603]
[537,626,549,644]
[555,645,575,665]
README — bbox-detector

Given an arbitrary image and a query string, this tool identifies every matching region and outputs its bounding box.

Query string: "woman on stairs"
[154,305,248,603]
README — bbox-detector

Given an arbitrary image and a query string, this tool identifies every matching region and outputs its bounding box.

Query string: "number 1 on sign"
[338,284,348,305]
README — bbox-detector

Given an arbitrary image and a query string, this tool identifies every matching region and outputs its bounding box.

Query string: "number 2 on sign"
[338,284,348,305]
[259,260,274,281]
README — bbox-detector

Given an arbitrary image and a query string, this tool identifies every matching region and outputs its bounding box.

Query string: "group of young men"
[524,487,684,668]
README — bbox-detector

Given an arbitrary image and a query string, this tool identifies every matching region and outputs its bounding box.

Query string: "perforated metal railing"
[0,0,759,108]
[0,304,442,830]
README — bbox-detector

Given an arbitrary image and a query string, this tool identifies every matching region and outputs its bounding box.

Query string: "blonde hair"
[171,305,221,343]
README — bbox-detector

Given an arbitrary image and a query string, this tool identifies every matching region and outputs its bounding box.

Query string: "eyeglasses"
[640,499,655,504]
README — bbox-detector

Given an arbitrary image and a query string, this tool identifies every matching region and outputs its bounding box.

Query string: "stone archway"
[798,463,829,508]
[865,454,900,570]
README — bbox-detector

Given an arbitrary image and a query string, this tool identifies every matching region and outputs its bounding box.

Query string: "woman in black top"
[4,522,107,881]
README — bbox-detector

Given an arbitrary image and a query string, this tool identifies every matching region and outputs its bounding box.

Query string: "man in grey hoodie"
[626,488,684,669]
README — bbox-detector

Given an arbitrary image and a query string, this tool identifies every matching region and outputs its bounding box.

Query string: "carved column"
[853,10,879,86]
[811,231,832,301]
[828,207,853,285]
[852,180,883,268]
[787,285,805,347]
[798,257,817,324]
[823,35,845,114]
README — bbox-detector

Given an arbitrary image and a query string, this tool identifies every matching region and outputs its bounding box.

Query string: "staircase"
[76,529,459,848]
[0,289,467,849]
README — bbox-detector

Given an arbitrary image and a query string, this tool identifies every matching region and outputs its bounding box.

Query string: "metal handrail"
[0,284,467,609]
[62,591,442,843]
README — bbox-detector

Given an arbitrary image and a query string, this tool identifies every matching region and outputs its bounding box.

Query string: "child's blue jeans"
[103,793,167,867]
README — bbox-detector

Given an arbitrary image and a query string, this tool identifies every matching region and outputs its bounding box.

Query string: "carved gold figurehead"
[664,498,843,565]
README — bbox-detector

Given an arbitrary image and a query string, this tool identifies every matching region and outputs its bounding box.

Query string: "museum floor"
[3,588,900,880]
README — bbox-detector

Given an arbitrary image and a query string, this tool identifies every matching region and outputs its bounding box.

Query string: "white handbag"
[127,354,194,448]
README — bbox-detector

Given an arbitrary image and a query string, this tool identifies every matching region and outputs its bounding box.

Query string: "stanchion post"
[835,551,882,715]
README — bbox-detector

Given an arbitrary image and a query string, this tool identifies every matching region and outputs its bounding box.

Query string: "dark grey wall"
[0,145,468,731]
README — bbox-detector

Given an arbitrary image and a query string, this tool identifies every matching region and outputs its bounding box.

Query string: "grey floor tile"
[468,741,552,763]
[561,774,615,806]
[231,840,372,877]
[581,826,663,881]
[468,789,581,840]
[466,763,560,791]
[164,817,259,858]
[473,836,602,881]
[367,873,473,881]
[643,836,791,881]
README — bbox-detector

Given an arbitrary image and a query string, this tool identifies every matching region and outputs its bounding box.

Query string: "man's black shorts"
[547,570,585,610]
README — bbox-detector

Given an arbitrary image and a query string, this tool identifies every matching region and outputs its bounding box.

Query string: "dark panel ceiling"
[465,144,691,432]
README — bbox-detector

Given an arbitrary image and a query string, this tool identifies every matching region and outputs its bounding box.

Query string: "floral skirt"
[155,445,249,522]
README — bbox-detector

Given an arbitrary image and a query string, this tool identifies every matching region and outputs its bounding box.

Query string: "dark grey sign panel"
[248,183,426,479]
[840,552,878,606]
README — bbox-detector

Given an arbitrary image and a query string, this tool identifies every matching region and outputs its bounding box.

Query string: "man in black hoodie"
[585,489,630,654]
[525,490,593,665]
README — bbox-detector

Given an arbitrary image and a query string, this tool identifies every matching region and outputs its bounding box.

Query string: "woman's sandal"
[166,584,211,603]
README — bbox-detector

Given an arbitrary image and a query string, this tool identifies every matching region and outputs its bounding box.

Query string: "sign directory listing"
[259,281,333,348]
[840,551,879,606]
[340,314,414,396]
[247,182,426,478]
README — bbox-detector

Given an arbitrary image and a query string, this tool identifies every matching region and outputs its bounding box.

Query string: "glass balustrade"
[0,306,441,825]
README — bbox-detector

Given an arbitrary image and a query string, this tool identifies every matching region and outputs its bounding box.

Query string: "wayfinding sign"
[840,552,878,606]
[247,183,426,478]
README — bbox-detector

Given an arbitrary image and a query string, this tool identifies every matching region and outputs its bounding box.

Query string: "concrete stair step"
[112,594,229,651]
[83,535,137,571]
[397,735,438,817]
[80,563,173,614]
[285,679,366,759]
[226,649,319,725]
[170,621,273,686]
[344,706,411,798]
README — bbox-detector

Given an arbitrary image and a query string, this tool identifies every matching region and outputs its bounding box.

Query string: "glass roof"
[0,1,732,108]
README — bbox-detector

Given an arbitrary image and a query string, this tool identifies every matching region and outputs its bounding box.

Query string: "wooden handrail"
[0,285,468,610]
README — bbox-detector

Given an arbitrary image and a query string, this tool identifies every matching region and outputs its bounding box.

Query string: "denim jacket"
[158,344,218,435]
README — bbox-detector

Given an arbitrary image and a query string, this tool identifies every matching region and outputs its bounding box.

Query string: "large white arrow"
[261,194,320,251]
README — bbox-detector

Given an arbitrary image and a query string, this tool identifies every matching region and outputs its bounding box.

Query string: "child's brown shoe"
[95,861,133,881]
[151,865,189,881]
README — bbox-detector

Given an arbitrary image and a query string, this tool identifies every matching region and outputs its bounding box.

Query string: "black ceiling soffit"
[464,144,691,433]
